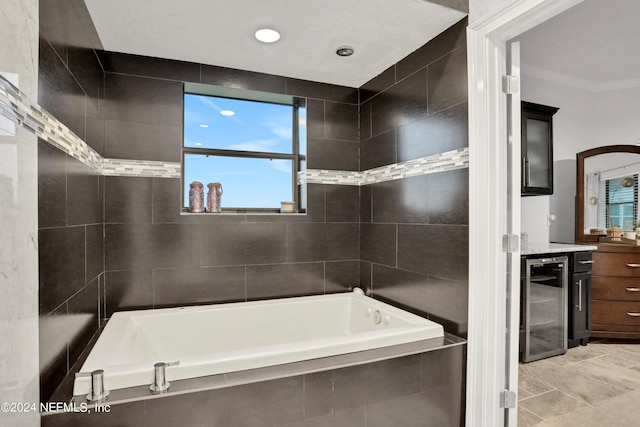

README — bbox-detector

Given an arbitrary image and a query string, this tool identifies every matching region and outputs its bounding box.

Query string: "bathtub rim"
[54,332,464,412]
[48,292,464,408]
[73,292,445,396]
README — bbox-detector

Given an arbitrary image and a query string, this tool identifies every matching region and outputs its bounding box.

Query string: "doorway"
[466,1,584,426]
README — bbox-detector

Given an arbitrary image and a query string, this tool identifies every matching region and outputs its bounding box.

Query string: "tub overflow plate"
[373,310,382,325]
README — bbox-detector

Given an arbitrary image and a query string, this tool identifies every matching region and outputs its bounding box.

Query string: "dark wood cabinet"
[591,244,640,339]
[570,272,591,345]
[521,101,559,196]
[569,251,593,347]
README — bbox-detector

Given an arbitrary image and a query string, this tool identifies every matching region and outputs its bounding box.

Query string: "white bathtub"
[73,291,444,396]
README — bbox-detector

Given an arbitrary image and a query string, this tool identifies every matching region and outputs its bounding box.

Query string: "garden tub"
[73,290,444,396]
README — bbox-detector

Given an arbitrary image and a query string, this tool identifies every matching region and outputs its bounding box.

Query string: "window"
[605,175,638,229]
[182,83,306,212]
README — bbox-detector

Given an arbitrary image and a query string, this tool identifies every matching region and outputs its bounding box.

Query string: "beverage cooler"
[520,256,568,362]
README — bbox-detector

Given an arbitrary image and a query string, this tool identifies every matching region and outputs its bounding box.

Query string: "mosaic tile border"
[2,73,467,184]
[299,147,469,186]
[1,73,180,178]
[102,159,181,178]
[1,73,103,171]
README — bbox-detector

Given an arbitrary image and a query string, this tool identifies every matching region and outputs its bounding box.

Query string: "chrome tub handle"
[75,369,109,401]
[150,361,180,393]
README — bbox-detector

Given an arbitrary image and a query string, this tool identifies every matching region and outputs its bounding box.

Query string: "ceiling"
[518,0,640,90]
[83,0,467,88]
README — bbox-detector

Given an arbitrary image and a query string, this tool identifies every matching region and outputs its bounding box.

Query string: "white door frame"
[466,1,583,426]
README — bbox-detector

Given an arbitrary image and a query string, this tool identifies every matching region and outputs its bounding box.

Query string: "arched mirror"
[575,145,640,243]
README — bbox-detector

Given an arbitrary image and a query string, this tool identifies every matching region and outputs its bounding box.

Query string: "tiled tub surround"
[359,19,469,336]
[300,147,469,186]
[1,73,181,178]
[101,159,180,178]
[36,1,470,421]
[42,337,466,427]
[2,72,466,183]
[37,1,108,404]
[0,74,103,171]
[35,22,364,401]
[73,292,444,395]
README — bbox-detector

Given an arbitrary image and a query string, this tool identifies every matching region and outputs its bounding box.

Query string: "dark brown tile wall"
[42,344,466,427]
[307,138,359,171]
[37,143,104,394]
[37,0,468,420]
[39,4,361,399]
[38,0,106,403]
[153,266,246,308]
[38,141,67,228]
[38,37,89,146]
[95,52,360,318]
[37,141,104,401]
[359,18,469,337]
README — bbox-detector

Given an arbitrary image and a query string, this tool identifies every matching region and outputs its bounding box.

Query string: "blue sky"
[183,94,306,209]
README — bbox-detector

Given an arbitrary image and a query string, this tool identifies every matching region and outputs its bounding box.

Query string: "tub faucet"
[150,361,180,393]
[75,369,109,401]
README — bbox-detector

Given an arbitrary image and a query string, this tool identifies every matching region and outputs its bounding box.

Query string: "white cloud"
[263,114,293,141]
[183,110,208,124]
[269,159,292,173]
[271,125,292,140]
[229,139,279,152]
[208,170,257,176]
[199,97,223,112]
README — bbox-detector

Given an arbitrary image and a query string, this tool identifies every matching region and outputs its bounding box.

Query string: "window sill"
[180,211,307,216]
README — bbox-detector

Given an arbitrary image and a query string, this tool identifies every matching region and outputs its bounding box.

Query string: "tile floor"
[518,340,640,426]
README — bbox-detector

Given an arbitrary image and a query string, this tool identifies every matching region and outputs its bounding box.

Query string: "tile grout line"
[519,342,640,426]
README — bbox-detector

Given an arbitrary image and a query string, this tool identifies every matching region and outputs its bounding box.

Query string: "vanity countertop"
[521,243,598,256]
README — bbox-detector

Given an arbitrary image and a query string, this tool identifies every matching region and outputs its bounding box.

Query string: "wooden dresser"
[592,244,640,339]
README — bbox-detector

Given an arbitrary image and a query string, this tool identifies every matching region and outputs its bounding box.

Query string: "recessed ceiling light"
[199,124,208,128]
[220,110,235,117]
[255,28,280,43]
[194,142,202,146]
[336,46,354,57]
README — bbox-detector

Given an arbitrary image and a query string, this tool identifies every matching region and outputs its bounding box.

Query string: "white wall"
[0,1,40,426]
[521,196,551,247]
[590,88,640,148]
[519,71,640,243]
[522,74,640,159]
[470,0,511,22]
[521,75,595,159]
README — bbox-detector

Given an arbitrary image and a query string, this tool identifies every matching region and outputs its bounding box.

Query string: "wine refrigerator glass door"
[523,256,568,362]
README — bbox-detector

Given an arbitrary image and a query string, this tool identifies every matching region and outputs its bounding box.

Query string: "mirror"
[575,145,640,243]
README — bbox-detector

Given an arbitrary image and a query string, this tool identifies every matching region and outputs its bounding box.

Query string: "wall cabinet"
[592,244,640,339]
[521,101,559,196]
